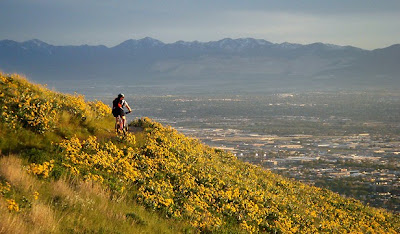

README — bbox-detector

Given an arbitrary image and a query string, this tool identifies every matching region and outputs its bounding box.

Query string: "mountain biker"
[112,93,132,130]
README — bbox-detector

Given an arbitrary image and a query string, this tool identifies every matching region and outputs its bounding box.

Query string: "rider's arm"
[126,103,132,113]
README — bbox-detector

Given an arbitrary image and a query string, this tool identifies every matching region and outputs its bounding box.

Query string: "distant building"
[264,160,278,166]
[279,145,303,149]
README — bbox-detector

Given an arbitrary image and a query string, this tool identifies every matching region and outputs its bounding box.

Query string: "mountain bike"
[115,111,131,135]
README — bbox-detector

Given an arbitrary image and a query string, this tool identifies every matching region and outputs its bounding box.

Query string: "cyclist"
[112,93,132,131]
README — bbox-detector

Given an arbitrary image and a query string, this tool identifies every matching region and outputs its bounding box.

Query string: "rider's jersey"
[112,98,127,110]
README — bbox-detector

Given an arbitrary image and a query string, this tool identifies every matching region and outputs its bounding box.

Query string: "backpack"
[113,98,126,109]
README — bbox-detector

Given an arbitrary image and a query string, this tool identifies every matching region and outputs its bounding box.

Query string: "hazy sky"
[1,0,399,49]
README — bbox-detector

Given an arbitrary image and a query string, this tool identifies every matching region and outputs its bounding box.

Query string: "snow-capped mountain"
[113,37,165,50]
[22,39,51,48]
[203,38,273,51]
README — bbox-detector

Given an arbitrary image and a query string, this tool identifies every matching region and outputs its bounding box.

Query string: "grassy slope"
[0,72,399,233]
[0,156,186,234]
[0,73,191,233]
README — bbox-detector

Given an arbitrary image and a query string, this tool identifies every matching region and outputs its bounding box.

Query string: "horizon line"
[1,37,399,51]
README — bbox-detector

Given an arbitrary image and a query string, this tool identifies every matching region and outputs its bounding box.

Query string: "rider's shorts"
[112,108,124,117]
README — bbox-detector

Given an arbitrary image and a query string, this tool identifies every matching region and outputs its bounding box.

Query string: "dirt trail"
[129,126,144,133]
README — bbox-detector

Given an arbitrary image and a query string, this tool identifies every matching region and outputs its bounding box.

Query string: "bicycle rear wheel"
[115,120,123,134]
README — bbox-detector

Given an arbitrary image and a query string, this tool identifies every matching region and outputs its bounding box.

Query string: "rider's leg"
[115,117,120,130]
[121,116,126,130]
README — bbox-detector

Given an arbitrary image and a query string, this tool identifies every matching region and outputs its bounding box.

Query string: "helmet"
[118,93,125,98]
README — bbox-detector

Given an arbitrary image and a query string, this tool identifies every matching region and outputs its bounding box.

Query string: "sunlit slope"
[0,73,191,233]
[120,118,399,233]
[0,73,114,152]
[0,156,187,234]
[0,72,399,233]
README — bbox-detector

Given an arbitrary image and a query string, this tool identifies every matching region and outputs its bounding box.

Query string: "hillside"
[1,72,399,233]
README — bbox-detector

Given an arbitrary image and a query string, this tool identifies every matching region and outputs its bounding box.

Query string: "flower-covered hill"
[112,118,400,233]
[0,72,399,233]
[0,72,189,233]
[0,72,115,152]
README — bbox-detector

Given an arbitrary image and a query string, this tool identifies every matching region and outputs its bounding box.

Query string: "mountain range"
[1,37,399,92]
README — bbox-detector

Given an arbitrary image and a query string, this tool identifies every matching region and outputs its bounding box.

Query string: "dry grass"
[74,180,114,217]
[50,177,75,203]
[76,180,109,199]
[0,200,28,234]
[28,203,57,233]
[0,155,57,233]
[0,156,36,193]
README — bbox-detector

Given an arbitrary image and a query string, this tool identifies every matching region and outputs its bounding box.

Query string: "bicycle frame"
[115,112,130,135]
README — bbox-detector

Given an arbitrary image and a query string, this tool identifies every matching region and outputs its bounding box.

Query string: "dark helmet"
[118,93,125,98]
